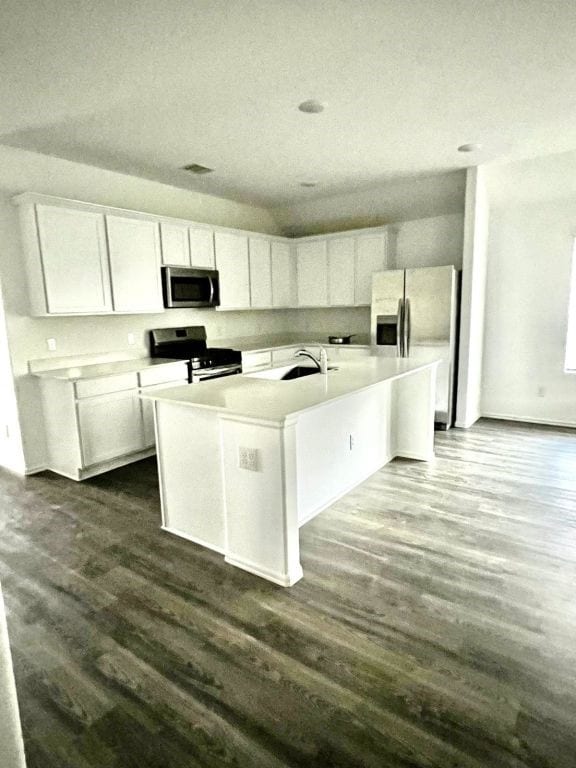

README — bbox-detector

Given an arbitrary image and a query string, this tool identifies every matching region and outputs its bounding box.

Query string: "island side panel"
[220,416,303,587]
[155,400,226,552]
[296,384,393,525]
[391,365,437,461]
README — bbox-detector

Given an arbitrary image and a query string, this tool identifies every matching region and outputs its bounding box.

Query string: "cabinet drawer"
[75,372,138,399]
[138,362,189,387]
[242,351,272,372]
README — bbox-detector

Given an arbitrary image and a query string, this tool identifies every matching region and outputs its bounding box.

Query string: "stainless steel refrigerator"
[370,265,459,428]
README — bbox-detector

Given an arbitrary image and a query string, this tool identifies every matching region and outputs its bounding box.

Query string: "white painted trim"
[394,450,435,461]
[24,463,48,475]
[480,412,576,429]
[224,554,303,587]
[454,409,481,429]
[161,526,226,555]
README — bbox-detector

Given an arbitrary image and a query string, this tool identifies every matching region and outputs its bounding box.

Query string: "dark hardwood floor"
[1,419,576,768]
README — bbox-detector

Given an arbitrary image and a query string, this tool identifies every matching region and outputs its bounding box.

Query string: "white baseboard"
[481,412,576,430]
[24,464,48,475]
[224,554,303,587]
[161,525,225,555]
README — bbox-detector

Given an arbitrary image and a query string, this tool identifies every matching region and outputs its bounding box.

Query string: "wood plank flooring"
[1,419,576,767]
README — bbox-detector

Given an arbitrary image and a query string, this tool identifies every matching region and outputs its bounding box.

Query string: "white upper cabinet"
[106,215,163,313]
[214,231,250,309]
[296,240,328,307]
[355,233,388,305]
[160,222,215,269]
[327,237,355,306]
[189,227,215,269]
[34,204,113,314]
[249,237,272,308]
[271,241,295,308]
[160,221,190,267]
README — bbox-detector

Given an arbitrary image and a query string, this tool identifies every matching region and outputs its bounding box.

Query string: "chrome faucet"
[294,345,328,374]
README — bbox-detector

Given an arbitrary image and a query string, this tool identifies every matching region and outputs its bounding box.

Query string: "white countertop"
[144,356,439,423]
[214,333,371,352]
[32,357,185,381]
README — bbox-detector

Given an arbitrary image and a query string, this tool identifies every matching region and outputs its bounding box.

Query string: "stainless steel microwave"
[161,267,220,308]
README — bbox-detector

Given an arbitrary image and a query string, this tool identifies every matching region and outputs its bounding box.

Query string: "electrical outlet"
[238,446,260,471]
[127,333,136,346]
[46,338,57,351]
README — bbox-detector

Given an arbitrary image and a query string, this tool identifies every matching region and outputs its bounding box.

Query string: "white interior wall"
[393,213,464,270]
[481,153,576,426]
[456,167,489,428]
[273,171,465,237]
[0,281,25,474]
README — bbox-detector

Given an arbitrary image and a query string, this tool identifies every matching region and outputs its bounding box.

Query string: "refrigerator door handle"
[396,298,404,357]
[404,298,411,357]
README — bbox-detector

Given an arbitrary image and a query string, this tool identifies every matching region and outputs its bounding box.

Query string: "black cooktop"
[149,326,241,369]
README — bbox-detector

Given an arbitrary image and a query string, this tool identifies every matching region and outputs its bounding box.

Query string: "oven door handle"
[193,367,241,382]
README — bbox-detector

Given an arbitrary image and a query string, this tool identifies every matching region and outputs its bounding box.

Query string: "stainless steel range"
[149,326,242,383]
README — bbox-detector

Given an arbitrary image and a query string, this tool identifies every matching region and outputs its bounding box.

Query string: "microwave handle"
[209,276,215,305]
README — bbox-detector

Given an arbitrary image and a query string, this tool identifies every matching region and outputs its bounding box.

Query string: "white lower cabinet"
[38,363,187,480]
[78,391,144,466]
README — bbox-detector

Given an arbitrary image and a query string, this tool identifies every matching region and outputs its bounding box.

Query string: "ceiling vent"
[182,163,214,175]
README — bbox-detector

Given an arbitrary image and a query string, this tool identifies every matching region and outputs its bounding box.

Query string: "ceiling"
[2,0,576,207]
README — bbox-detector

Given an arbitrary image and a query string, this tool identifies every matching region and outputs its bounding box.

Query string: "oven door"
[162,267,220,308]
[191,364,242,383]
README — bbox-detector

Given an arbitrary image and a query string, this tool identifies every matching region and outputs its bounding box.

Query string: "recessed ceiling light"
[457,143,482,153]
[181,163,214,174]
[300,181,318,187]
[298,99,325,114]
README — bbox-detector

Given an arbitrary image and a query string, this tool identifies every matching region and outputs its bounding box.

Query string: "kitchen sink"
[246,364,338,381]
[280,365,320,380]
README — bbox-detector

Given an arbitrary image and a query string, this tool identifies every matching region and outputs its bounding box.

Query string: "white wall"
[0,281,25,473]
[481,154,576,427]
[0,145,284,472]
[456,167,489,428]
[393,213,464,270]
[273,170,465,237]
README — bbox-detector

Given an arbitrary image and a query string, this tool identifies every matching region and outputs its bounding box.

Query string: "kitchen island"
[145,356,439,586]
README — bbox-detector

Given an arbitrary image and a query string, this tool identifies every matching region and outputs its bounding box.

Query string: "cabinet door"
[271,242,295,307]
[160,222,190,266]
[78,390,145,466]
[35,204,113,314]
[189,227,215,269]
[249,237,272,308]
[355,233,388,305]
[214,232,250,309]
[328,237,355,306]
[296,240,328,307]
[106,216,163,312]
